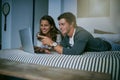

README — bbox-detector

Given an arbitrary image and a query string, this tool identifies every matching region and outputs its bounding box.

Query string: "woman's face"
[40,20,51,35]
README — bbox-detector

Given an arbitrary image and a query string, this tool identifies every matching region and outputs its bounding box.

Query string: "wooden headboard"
[94,29,115,34]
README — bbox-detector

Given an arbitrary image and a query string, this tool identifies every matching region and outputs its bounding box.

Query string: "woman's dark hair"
[57,12,77,27]
[39,15,60,41]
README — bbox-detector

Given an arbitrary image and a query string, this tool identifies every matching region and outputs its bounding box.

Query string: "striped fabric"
[0,49,120,80]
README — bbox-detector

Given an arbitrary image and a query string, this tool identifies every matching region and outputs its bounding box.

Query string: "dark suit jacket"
[60,26,111,55]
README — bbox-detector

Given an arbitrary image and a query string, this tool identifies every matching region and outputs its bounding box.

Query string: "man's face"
[58,18,71,36]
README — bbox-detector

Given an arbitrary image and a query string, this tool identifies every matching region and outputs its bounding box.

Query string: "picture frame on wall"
[77,0,110,18]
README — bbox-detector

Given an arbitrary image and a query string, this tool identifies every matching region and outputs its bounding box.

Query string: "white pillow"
[92,33,120,43]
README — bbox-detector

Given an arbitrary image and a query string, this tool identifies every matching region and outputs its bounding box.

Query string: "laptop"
[19,27,35,54]
[19,27,58,54]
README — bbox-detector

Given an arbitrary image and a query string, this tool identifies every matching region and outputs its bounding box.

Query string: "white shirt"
[69,29,76,47]
[36,40,47,48]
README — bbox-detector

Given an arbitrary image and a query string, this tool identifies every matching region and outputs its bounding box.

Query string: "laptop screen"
[19,27,35,54]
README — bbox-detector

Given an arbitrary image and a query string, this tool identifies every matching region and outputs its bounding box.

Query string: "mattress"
[0,49,120,80]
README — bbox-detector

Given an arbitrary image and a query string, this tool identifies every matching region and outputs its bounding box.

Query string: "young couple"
[35,12,111,55]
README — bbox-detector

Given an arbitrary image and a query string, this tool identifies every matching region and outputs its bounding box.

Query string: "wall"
[1,0,120,49]
[2,0,12,49]
[2,0,48,49]
[0,0,2,49]
[10,0,33,49]
[48,0,61,28]
[48,0,76,28]
[84,0,119,33]
[111,0,120,32]
[67,0,119,33]
[34,0,48,45]
[49,0,120,33]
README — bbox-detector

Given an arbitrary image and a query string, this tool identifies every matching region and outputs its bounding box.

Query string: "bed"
[0,29,120,80]
[0,49,120,80]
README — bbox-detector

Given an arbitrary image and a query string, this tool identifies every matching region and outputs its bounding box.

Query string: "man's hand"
[38,35,63,54]
[38,35,54,46]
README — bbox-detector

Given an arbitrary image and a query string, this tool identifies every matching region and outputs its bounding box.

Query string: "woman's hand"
[44,49,51,54]
[34,46,44,53]
[34,46,51,54]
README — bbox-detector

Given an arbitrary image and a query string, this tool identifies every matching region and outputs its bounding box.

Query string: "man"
[38,12,111,55]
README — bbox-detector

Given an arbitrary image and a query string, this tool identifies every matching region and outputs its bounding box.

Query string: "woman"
[34,15,61,54]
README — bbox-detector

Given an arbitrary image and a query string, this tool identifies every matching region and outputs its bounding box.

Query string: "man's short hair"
[57,12,77,27]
